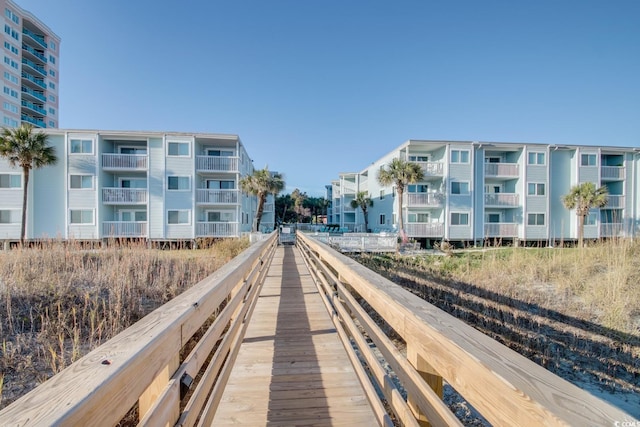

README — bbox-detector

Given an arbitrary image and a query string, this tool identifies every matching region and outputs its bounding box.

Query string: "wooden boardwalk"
[212,245,378,426]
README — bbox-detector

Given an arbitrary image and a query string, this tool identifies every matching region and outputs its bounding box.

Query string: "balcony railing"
[102,188,148,204]
[196,156,239,172]
[415,161,444,176]
[485,163,519,177]
[21,58,46,77]
[600,223,624,237]
[196,221,239,237]
[22,28,47,49]
[21,100,46,115]
[601,166,624,180]
[196,189,238,204]
[22,44,47,63]
[263,203,274,212]
[342,204,356,213]
[484,193,519,207]
[102,153,148,170]
[605,195,625,209]
[406,192,444,207]
[21,114,45,127]
[102,221,147,237]
[22,71,47,89]
[484,223,519,237]
[21,86,46,102]
[405,222,444,237]
[342,182,357,194]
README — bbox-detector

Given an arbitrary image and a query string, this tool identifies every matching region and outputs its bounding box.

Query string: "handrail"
[295,231,632,426]
[0,232,278,426]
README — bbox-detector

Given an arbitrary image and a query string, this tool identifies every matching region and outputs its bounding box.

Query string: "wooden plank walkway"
[212,245,378,426]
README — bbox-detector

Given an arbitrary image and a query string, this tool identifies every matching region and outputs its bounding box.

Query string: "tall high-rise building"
[1,0,60,129]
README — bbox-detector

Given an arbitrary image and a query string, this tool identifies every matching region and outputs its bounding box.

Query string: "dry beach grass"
[0,238,249,408]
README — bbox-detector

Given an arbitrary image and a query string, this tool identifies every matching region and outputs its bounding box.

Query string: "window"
[408,213,429,223]
[4,71,18,84]
[0,174,21,188]
[206,180,234,189]
[379,214,386,225]
[585,211,598,226]
[168,210,190,224]
[581,154,597,166]
[409,155,429,162]
[48,82,55,89]
[408,184,428,193]
[48,120,55,127]
[528,152,545,165]
[451,181,469,195]
[70,209,94,224]
[3,101,17,113]
[70,175,93,189]
[167,176,190,190]
[451,150,470,163]
[207,149,234,156]
[120,178,146,188]
[50,41,56,51]
[48,107,56,115]
[3,86,17,98]
[527,183,545,196]
[5,9,18,24]
[3,117,17,127]
[0,209,18,223]
[49,55,56,64]
[120,211,146,222]
[527,213,545,226]
[451,212,469,225]
[380,189,385,200]
[207,211,233,222]
[49,69,56,77]
[486,213,501,223]
[49,94,56,102]
[119,146,147,155]
[167,141,190,156]
[70,139,93,154]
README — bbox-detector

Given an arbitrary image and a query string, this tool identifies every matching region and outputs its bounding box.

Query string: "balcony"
[21,86,46,103]
[22,28,47,49]
[605,195,625,209]
[263,203,274,212]
[342,204,356,213]
[406,192,444,207]
[102,221,147,238]
[415,161,444,177]
[102,154,148,170]
[405,222,444,237]
[21,59,46,77]
[484,193,519,207]
[102,188,148,204]
[196,156,239,173]
[484,223,519,237]
[601,166,624,181]
[21,72,47,90]
[342,182,357,194]
[600,223,624,237]
[485,163,519,178]
[196,222,239,237]
[21,114,45,128]
[196,189,239,205]
[22,44,47,63]
[21,100,46,116]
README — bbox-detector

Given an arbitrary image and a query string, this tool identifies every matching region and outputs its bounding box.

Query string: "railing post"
[139,353,180,425]
[407,342,443,427]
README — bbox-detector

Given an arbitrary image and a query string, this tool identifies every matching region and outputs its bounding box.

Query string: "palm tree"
[239,166,285,232]
[0,124,57,244]
[562,182,608,247]
[377,158,424,239]
[350,191,373,232]
[290,188,307,223]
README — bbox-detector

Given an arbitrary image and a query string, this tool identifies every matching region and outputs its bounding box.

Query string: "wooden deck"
[212,245,378,426]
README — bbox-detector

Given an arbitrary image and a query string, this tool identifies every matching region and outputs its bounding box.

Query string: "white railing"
[102,154,148,170]
[484,222,518,237]
[415,161,444,176]
[342,181,357,194]
[262,203,274,212]
[102,221,147,237]
[196,189,239,204]
[196,221,239,237]
[606,195,625,209]
[196,156,239,172]
[102,188,147,204]
[310,233,397,252]
[405,222,444,237]
[601,166,624,180]
[485,163,519,177]
[600,223,624,237]
[484,193,519,207]
[406,192,444,207]
[342,204,356,213]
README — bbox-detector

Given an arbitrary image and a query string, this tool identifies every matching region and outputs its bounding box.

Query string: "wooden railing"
[0,232,278,426]
[296,231,631,426]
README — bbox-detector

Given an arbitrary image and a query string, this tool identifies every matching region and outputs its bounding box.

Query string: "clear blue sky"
[19,0,640,196]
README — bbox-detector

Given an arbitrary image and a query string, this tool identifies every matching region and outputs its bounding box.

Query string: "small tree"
[290,188,307,223]
[377,158,424,240]
[239,167,285,232]
[350,191,373,232]
[0,124,57,244]
[562,182,608,247]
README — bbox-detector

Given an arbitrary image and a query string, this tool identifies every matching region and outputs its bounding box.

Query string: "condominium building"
[1,0,59,129]
[328,140,640,246]
[0,129,275,242]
